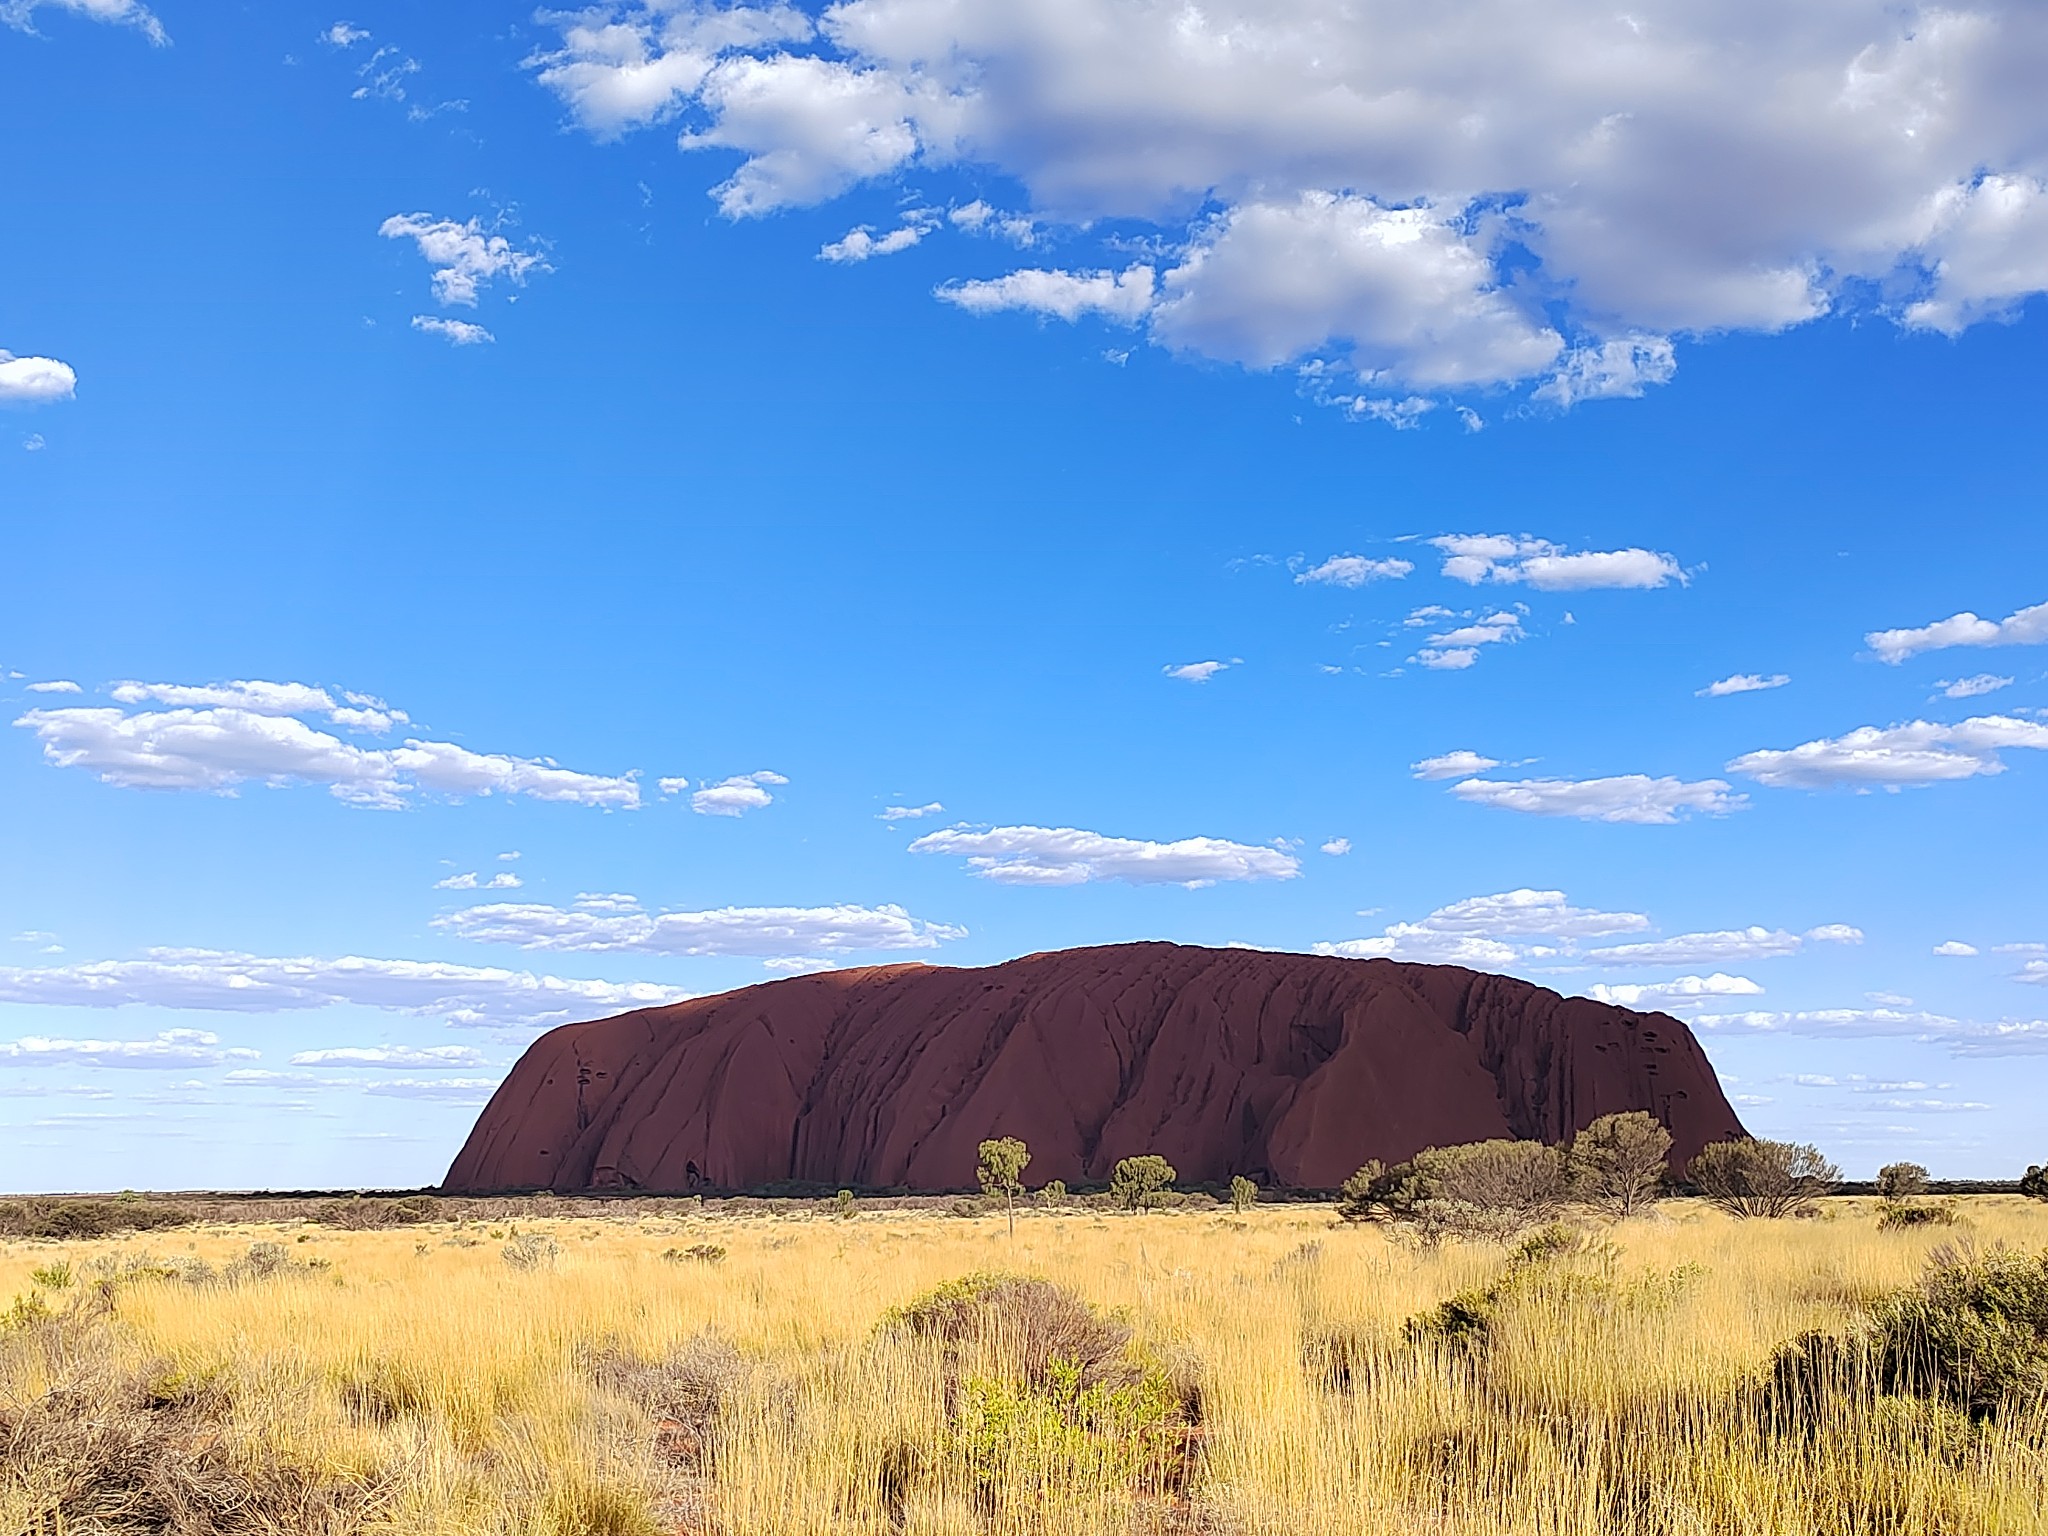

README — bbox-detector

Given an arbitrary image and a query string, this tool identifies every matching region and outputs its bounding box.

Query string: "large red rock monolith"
[443,942,1742,1193]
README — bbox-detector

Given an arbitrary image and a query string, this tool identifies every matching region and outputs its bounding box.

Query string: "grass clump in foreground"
[1,1195,2047,1534]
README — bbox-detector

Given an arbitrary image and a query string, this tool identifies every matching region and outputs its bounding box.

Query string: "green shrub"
[884,1272,1197,1505]
[1108,1155,1176,1212]
[1689,1138,1838,1218]
[310,1195,438,1230]
[1877,1200,1959,1231]
[1566,1112,1672,1217]
[1038,1180,1068,1207]
[29,1261,73,1290]
[1877,1162,1931,1200]
[1874,1244,2048,1417]
[831,1189,856,1219]
[1339,1140,1566,1242]
[2021,1164,2048,1202]
[0,1198,196,1239]
[662,1243,725,1265]
[1770,1243,2048,1422]
[1228,1176,1257,1214]
[884,1273,1137,1390]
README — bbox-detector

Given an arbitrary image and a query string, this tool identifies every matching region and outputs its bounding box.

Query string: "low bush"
[582,1332,746,1467]
[1878,1200,1960,1231]
[1340,1140,1566,1242]
[2022,1164,2048,1202]
[0,1327,376,1531]
[884,1273,1139,1392]
[1769,1243,2048,1421]
[1228,1176,1257,1214]
[1690,1138,1838,1218]
[309,1194,439,1230]
[0,1198,197,1240]
[884,1273,1199,1507]
[662,1243,726,1265]
[501,1233,560,1271]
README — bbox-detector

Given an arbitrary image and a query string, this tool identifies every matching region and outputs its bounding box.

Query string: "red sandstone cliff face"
[443,943,1743,1193]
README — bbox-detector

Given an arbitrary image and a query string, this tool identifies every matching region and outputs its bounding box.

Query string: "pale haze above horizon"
[3,0,2045,1189]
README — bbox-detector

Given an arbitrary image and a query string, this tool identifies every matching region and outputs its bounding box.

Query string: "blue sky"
[3,0,2045,1190]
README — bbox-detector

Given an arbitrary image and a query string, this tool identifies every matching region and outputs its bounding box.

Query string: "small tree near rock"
[1566,1111,1673,1218]
[2021,1163,2048,1202]
[1339,1140,1565,1242]
[1877,1162,1930,1201]
[1689,1138,1839,1219]
[977,1137,1031,1238]
[1229,1175,1257,1214]
[1110,1155,1176,1211]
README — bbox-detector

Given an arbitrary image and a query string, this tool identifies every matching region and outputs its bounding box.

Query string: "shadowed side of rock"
[443,943,1743,1193]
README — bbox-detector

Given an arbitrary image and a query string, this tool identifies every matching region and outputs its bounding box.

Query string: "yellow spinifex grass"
[3,1197,2046,1535]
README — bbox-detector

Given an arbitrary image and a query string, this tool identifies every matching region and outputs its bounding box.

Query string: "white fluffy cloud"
[412,315,494,345]
[1431,535,1684,591]
[1867,598,2048,664]
[434,871,521,891]
[1448,773,1745,824]
[14,682,641,809]
[820,215,934,261]
[0,1028,251,1069]
[436,894,963,956]
[1149,193,1563,388]
[1700,673,1790,697]
[937,265,1155,324]
[1163,660,1234,683]
[878,801,943,820]
[1411,750,1500,781]
[1315,887,1648,967]
[1413,610,1523,671]
[1933,940,1980,956]
[690,769,787,816]
[531,1,2048,405]
[1530,337,1678,409]
[1295,555,1414,588]
[1727,714,2048,789]
[1584,973,1764,1010]
[0,951,683,1028]
[25,680,80,694]
[380,214,549,307]
[0,351,78,404]
[908,823,1299,887]
[0,0,163,43]
[1587,924,1863,968]
[1319,838,1351,857]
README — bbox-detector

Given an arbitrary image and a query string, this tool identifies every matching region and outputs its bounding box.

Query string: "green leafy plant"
[1878,1162,1931,1200]
[1567,1112,1672,1218]
[1228,1176,1257,1214]
[1108,1155,1176,1212]
[2021,1164,2048,1202]
[1689,1138,1839,1219]
[1770,1242,2048,1421]
[977,1137,1031,1238]
[1340,1140,1567,1241]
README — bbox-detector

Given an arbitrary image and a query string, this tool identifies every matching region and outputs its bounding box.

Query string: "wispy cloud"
[435,894,963,956]
[908,824,1299,887]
